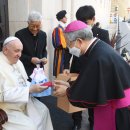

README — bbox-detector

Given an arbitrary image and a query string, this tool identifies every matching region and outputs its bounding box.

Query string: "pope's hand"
[40,58,47,65]
[53,80,70,97]
[63,69,70,75]
[29,84,49,93]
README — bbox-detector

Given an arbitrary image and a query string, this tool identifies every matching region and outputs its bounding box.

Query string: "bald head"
[3,36,23,64]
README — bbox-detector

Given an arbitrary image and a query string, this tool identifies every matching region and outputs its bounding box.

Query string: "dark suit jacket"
[92,25,110,44]
[15,28,47,77]
[64,26,110,73]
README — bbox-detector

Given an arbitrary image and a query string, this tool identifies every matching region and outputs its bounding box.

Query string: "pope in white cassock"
[0,36,53,130]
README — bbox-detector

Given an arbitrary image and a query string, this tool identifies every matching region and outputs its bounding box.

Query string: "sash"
[94,88,130,130]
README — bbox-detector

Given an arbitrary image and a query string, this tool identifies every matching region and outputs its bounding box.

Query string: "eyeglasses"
[28,21,41,30]
[29,24,41,29]
[67,40,77,48]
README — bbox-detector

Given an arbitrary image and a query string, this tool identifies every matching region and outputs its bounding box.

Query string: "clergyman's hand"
[0,109,8,129]
[53,80,70,97]
[63,69,70,75]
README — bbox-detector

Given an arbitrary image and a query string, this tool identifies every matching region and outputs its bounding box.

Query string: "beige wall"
[69,0,111,29]
[111,0,130,19]
[8,0,111,80]
[118,0,130,19]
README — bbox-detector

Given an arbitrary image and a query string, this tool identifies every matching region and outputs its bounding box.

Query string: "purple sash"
[94,88,130,130]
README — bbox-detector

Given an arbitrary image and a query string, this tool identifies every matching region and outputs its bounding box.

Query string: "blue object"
[31,79,52,97]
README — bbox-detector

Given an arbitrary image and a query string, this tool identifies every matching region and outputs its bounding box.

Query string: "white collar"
[59,21,66,28]
[84,37,97,53]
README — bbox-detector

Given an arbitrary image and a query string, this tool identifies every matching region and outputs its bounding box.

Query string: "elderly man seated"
[0,36,53,130]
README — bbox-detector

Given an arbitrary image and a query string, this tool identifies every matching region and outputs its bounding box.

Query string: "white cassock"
[0,52,53,130]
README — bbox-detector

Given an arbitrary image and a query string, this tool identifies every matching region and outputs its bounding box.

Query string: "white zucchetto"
[3,36,20,46]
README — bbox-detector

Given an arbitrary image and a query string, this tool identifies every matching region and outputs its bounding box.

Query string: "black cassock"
[15,28,47,77]
[67,39,130,130]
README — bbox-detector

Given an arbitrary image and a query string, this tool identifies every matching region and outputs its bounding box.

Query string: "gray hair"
[28,11,43,22]
[65,28,93,42]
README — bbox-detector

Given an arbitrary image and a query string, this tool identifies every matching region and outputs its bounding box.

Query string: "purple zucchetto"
[64,20,87,33]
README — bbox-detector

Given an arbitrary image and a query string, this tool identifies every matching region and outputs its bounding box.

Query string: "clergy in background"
[0,36,53,130]
[15,11,47,80]
[53,20,130,130]
[52,10,67,77]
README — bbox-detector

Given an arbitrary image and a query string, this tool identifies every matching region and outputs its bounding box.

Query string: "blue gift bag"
[30,66,51,97]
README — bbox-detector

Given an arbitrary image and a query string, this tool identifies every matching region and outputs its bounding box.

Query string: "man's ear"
[77,38,82,43]
[92,16,96,22]
[2,46,7,55]
[76,38,83,47]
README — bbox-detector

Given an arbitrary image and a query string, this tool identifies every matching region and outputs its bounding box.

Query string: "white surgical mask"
[69,46,81,57]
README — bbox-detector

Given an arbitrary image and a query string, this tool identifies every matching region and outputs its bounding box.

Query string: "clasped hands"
[31,57,47,65]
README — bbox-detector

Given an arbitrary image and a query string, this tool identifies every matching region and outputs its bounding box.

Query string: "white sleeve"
[0,75,29,103]
[4,87,29,103]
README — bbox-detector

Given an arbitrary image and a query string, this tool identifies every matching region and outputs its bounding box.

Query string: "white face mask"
[69,46,81,57]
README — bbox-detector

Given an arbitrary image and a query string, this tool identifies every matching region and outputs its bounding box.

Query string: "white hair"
[28,11,43,22]
[3,36,20,46]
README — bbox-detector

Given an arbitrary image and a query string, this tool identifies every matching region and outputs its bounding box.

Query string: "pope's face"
[3,40,23,64]
[28,21,41,36]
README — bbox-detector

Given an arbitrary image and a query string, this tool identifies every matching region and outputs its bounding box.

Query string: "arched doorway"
[0,0,9,50]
